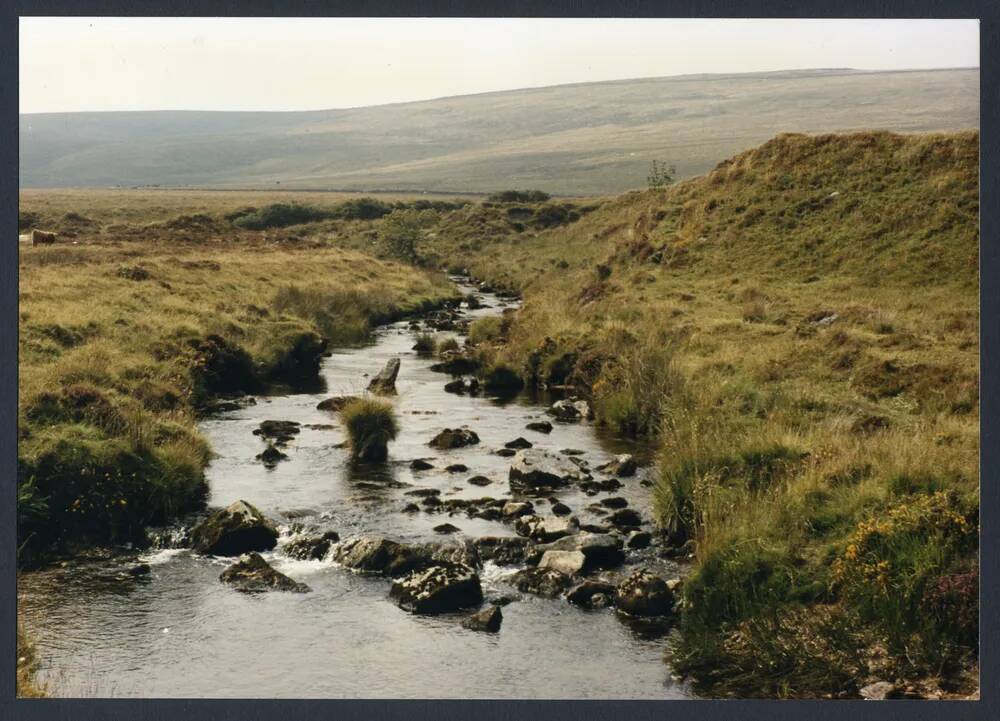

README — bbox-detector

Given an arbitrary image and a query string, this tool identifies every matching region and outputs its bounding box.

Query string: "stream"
[18,278,691,699]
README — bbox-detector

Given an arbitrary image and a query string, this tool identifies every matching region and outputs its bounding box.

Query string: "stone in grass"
[461,605,503,632]
[219,553,311,593]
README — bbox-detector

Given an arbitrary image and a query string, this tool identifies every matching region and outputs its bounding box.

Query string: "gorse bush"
[229,203,334,229]
[831,491,977,663]
[487,189,551,203]
[340,397,399,462]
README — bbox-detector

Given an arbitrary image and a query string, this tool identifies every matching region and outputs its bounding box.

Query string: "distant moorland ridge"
[19,67,978,195]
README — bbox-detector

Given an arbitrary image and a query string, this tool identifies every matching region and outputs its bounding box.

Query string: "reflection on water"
[18,280,690,699]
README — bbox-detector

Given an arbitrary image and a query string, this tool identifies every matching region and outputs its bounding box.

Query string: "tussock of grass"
[340,397,399,462]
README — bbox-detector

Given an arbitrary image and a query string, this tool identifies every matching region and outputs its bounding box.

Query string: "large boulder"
[219,553,310,593]
[615,569,675,617]
[190,500,279,556]
[367,357,401,395]
[333,536,427,577]
[473,536,535,566]
[389,562,483,614]
[508,449,586,491]
[509,567,572,598]
[429,427,480,449]
[534,532,625,571]
[462,604,503,632]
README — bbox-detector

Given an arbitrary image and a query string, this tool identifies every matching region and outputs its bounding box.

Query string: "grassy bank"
[417,131,979,696]
[16,620,46,697]
[18,194,459,563]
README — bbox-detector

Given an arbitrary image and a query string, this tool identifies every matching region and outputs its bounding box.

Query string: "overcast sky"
[19,17,979,114]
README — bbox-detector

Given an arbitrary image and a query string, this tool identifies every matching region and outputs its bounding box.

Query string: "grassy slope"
[422,130,979,696]
[20,68,978,195]
[17,194,459,561]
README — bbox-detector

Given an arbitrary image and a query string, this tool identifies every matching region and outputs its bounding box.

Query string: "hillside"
[19,67,978,195]
[419,130,979,696]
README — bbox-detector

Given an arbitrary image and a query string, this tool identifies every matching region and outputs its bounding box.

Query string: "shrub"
[333,197,393,220]
[230,203,332,230]
[487,190,550,203]
[831,491,978,663]
[340,397,399,462]
[380,209,423,263]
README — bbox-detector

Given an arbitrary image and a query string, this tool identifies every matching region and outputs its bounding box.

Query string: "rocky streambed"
[17,279,692,699]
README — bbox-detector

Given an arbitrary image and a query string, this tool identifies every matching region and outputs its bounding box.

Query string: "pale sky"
[19,17,979,114]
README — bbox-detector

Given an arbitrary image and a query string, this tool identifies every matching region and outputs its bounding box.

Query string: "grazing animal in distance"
[19,229,58,245]
[31,229,58,244]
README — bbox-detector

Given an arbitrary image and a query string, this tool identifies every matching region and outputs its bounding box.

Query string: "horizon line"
[19,65,980,117]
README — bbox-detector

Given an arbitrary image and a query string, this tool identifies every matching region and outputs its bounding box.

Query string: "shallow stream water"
[19,279,691,699]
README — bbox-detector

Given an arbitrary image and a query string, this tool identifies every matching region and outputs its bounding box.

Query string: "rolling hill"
[19,67,978,195]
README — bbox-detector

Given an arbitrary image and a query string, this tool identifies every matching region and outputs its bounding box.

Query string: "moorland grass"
[414,131,980,695]
[17,213,458,561]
